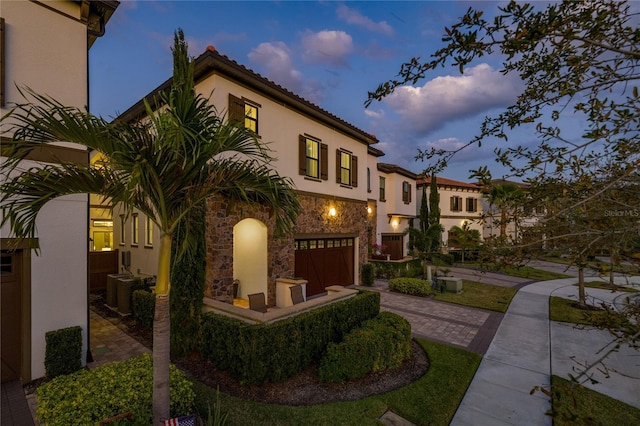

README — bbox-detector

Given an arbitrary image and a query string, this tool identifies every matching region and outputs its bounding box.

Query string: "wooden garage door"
[382,234,404,260]
[294,238,354,296]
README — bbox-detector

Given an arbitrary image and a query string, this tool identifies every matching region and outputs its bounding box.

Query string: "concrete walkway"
[451,276,640,426]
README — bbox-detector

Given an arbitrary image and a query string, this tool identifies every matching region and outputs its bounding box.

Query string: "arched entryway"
[233,219,268,299]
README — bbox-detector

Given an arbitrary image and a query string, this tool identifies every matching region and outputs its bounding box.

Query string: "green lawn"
[434,280,517,313]
[191,339,481,426]
[551,375,640,425]
[497,265,571,280]
[549,296,629,328]
[580,281,639,293]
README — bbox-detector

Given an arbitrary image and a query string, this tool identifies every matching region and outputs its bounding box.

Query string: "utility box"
[437,277,463,294]
[116,277,136,315]
[106,273,131,309]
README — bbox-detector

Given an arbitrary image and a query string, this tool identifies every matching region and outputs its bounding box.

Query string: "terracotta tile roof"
[116,46,379,147]
[416,176,482,190]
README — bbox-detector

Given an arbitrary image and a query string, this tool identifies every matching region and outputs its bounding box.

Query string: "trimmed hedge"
[361,263,375,286]
[36,354,194,426]
[132,290,155,330]
[200,290,380,384]
[318,311,412,382]
[389,277,434,296]
[45,326,82,378]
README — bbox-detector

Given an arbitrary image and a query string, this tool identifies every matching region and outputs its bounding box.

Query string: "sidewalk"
[451,276,640,425]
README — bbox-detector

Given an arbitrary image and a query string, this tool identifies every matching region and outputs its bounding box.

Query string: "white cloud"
[301,30,353,66]
[384,63,523,135]
[364,108,384,119]
[248,41,323,103]
[336,5,393,36]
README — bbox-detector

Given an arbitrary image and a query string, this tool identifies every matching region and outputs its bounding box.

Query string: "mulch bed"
[89,291,430,406]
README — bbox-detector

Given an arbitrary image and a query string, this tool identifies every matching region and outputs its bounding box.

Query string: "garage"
[294,237,354,296]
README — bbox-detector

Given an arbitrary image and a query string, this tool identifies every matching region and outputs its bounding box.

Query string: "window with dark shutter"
[351,155,358,187]
[320,143,328,180]
[228,94,244,126]
[379,177,386,201]
[298,135,307,176]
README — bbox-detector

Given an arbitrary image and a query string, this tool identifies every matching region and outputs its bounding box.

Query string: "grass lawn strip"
[549,296,629,327]
[579,281,639,293]
[433,280,517,313]
[551,375,640,425]
[498,265,571,280]
[191,339,481,426]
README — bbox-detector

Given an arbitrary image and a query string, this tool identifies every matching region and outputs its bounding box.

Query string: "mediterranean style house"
[1,0,118,383]
[115,46,385,303]
[416,176,484,247]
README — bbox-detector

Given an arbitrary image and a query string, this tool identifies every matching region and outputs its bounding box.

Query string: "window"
[336,149,358,187]
[466,197,477,212]
[229,94,260,134]
[379,176,386,201]
[145,216,153,247]
[402,181,412,204]
[132,214,139,245]
[298,135,328,180]
[119,215,126,245]
[450,196,462,212]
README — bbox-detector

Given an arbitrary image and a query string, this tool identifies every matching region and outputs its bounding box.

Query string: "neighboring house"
[114,46,379,302]
[416,176,484,247]
[376,163,418,260]
[0,0,118,382]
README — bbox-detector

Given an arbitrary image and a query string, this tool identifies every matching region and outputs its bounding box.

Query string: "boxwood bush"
[361,263,375,286]
[36,354,194,426]
[45,326,82,378]
[200,290,380,384]
[318,311,411,382]
[389,277,434,296]
[132,289,155,330]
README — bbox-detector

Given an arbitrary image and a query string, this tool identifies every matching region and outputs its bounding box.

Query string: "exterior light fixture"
[391,219,399,229]
[329,207,337,217]
[367,207,372,214]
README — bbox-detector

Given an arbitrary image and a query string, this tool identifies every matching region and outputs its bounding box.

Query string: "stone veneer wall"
[204,192,375,306]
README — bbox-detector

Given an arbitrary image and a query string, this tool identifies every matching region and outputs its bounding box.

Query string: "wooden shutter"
[228,94,244,125]
[298,135,306,175]
[409,183,412,203]
[336,149,341,183]
[351,155,358,187]
[320,143,328,180]
[450,197,455,211]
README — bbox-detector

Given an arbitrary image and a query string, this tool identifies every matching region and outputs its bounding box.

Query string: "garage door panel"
[295,238,354,297]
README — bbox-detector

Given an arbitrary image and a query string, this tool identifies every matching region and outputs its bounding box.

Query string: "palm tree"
[486,183,524,239]
[448,223,481,263]
[0,30,300,424]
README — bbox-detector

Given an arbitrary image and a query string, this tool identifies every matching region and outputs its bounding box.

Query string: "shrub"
[361,263,375,286]
[200,290,380,384]
[36,354,194,426]
[132,289,155,330]
[44,326,82,378]
[431,253,454,265]
[318,311,411,382]
[389,277,434,297]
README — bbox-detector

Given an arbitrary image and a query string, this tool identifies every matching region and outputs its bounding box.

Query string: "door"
[294,238,354,297]
[382,234,404,260]
[1,251,22,383]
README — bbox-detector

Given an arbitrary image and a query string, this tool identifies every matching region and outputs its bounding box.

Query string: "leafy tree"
[366,0,640,360]
[0,30,300,424]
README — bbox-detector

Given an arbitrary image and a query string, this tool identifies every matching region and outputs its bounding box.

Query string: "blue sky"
[90,1,536,181]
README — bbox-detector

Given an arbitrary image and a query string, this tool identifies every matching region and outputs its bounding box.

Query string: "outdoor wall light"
[391,219,399,229]
[367,207,372,214]
[329,207,337,217]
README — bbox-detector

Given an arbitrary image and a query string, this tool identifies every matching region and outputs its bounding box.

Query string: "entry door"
[382,235,404,260]
[1,251,22,382]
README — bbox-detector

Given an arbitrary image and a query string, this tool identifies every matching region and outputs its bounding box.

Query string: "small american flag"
[163,414,196,426]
